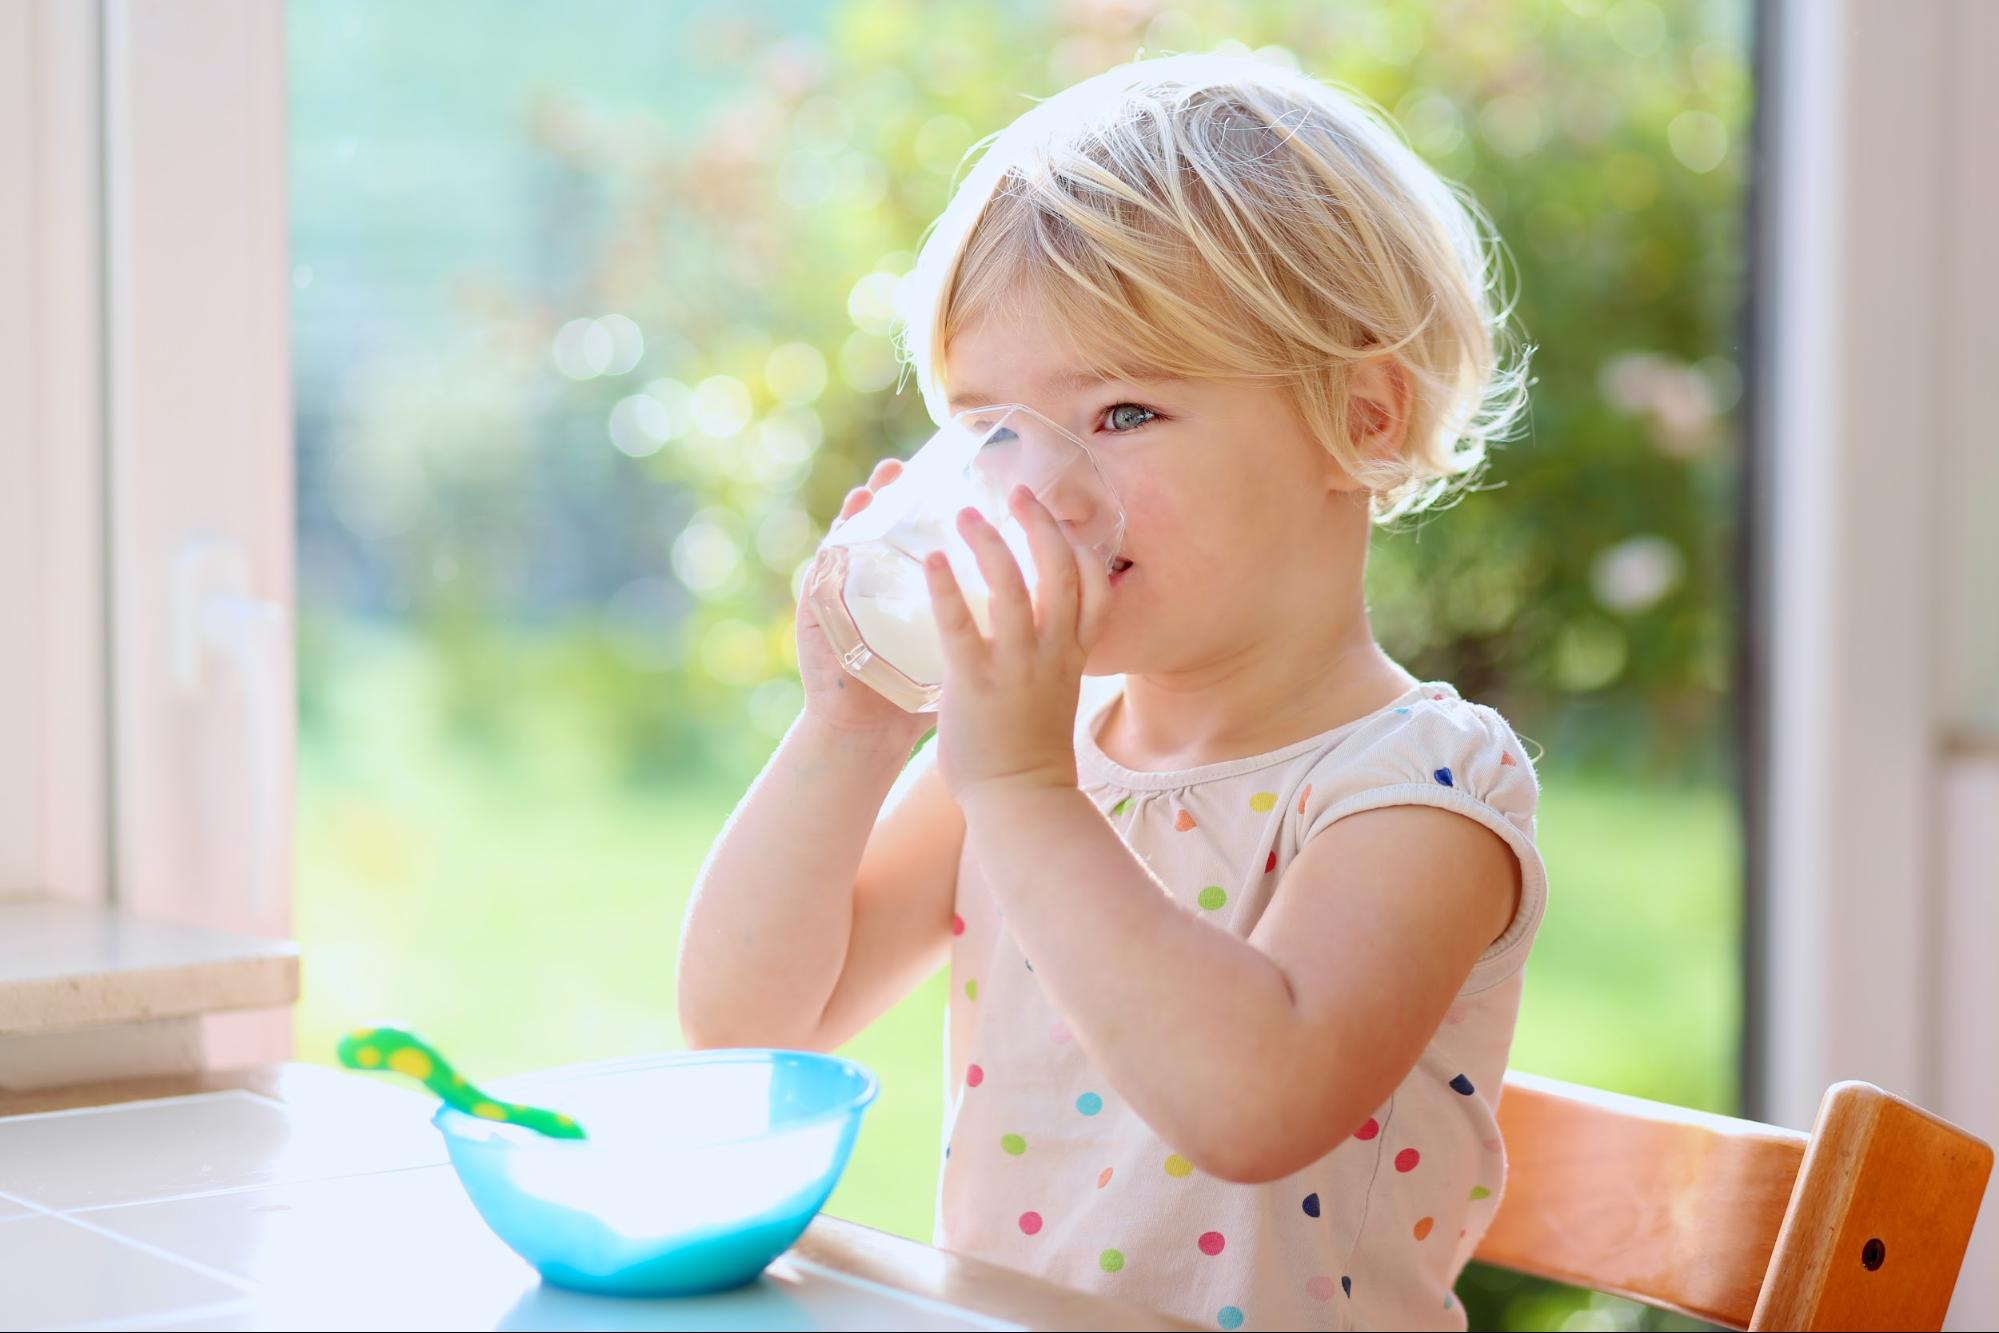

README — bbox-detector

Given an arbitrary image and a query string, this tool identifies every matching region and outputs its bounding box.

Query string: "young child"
[678,50,1545,1333]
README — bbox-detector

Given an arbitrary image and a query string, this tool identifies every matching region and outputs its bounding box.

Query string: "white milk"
[845,583,993,689]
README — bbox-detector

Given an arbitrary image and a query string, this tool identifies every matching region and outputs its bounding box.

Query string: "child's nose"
[1035,470,1103,532]
[1018,462,1122,559]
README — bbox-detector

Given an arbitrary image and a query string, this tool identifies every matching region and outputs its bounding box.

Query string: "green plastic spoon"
[335,1025,587,1140]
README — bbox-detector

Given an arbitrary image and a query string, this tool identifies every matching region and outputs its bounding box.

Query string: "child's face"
[944,296,1373,678]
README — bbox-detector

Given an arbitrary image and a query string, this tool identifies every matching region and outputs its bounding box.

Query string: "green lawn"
[295,627,1738,1250]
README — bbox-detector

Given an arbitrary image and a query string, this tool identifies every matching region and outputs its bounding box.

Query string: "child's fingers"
[833,461,903,528]
[1009,487,1081,645]
[923,551,989,674]
[955,507,1035,648]
[1076,535,1113,652]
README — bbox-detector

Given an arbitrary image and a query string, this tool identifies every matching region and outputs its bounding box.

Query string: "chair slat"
[1476,1071,1807,1328]
[1749,1081,1994,1331]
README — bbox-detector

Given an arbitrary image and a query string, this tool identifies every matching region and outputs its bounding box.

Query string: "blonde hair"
[895,51,1532,522]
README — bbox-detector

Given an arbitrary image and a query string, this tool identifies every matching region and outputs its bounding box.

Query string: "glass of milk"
[802,402,1125,713]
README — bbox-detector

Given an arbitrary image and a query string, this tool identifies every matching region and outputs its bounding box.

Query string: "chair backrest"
[1475,1071,1992,1330]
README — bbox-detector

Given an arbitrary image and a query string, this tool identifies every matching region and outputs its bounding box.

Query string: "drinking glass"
[802,403,1124,713]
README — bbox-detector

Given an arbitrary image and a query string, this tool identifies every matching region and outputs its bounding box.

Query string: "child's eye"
[1101,403,1157,434]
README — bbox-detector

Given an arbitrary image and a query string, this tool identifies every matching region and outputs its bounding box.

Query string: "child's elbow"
[680,1008,844,1055]
[1188,1108,1353,1185]
[678,1006,824,1054]
[1179,1133,1296,1186]
[1197,1145,1298,1186]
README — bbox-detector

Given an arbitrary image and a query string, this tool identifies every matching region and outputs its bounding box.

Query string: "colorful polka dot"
[1175,809,1198,831]
[1001,1133,1027,1155]
[1394,706,1410,715]
[1482,1136,1504,1152]
[1450,1073,1476,1095]
[1024,958,1033,971]
[1443,1004,1469,1025]
[1097,1166,1114,1188]
[1198,1230,1226,1255]
[1306,1275,1336,1301]
[1434,767,1454,787]
[965,979,978,1001]
[472,1101,507,1120]
[944,1143,951,1158]
[1050,1020,1072,1044]
[1217,1306,1244,1329]
[1342,1275,1352,1297]
[1076,1091,1103,1116]
[1414,1216,1435,1240]
[1395,1147,1421,1172]
[1019,1211,1043,1235]
[1302,1191,1321,1217]
[1469,1184,1492,1201]
[1501,751,1518,767]
[1112,797,1132,816]
[952,913,965,935]
[1164,1153,1194,1178]
[966,1063,984,1087]
[1297,784,1312,815]
[1099,1248,1125,1272]
[1354,1116,1380,1141]
[1265,850,1277,873]
[1250,791,1277,813]
[1198,886,1227,910]
[354,1045,382,1068]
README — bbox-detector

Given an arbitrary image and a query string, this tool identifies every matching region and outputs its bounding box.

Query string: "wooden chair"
[1475,1072,1993,1330]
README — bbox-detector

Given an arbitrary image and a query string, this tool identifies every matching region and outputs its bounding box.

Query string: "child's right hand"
[797,458,935,747]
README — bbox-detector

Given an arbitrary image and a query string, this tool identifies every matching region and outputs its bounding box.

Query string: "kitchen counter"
[0,1064,1198,1331]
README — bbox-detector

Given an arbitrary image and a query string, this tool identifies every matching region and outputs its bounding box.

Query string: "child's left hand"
[924,486,1113,808]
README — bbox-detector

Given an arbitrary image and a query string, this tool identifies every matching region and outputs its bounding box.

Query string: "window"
[286,5,1751,1328]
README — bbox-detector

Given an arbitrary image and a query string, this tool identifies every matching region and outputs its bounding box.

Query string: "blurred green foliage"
[291,2,1747,1328]
[296,0,1749,781]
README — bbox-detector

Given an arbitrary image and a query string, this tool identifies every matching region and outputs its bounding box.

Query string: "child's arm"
[958,783,1517,1184]
[677,719,964,1052]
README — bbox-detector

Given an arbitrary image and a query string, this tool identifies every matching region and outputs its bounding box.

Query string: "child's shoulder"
[1295,681,1541,834]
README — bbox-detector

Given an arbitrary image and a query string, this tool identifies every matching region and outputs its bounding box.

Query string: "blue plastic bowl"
[435,1048,878,1296]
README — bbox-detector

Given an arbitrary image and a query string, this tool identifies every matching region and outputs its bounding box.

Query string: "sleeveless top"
[931,674,1549,1331]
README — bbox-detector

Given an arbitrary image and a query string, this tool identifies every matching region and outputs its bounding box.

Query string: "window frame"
[0,0,295,1072]
[1748,1,1998,1322]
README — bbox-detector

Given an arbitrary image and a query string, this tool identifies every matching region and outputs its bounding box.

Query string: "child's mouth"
[1110,556,1134,586]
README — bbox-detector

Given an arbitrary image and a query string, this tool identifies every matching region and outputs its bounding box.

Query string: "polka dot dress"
[933,676,1549,1331]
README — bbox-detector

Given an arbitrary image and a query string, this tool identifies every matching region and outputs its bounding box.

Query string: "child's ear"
[1345,354,1412,468]
[1320,354,1411,495]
